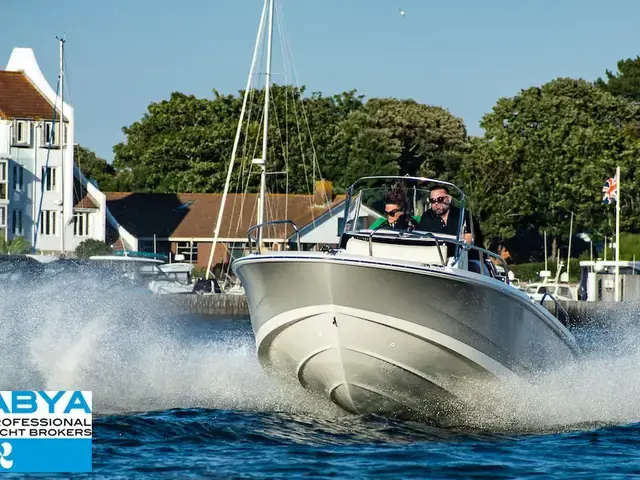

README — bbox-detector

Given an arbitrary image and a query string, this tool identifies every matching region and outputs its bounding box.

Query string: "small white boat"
[524,264,577,302]
[88,253,199,294]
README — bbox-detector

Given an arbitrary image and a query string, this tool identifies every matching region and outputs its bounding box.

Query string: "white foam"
[451,309,640,432]
[3,271,639,431]
[0,275,342,418]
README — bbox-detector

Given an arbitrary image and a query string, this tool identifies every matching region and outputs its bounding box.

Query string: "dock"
[544,299,637,328]
[158,293,636,326]
[161,293,249,317]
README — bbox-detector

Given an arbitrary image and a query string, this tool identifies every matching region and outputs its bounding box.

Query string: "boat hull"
[233,253,580,421]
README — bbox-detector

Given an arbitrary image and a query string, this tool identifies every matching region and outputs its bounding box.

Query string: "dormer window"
[42,121,67,147]
[42,121,59,147]
[12,120,32,147]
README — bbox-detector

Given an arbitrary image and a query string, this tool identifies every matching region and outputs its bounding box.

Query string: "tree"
[113,91,242,193]
[74,145,124,191]
[110,86,470,196]
[326,110,402,191]
[75,239,112,258]
[596,56,640,102]
[360,99,468,179]
[464,78,640,258]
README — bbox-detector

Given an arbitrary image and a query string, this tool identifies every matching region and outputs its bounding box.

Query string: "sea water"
[1,272,639,478]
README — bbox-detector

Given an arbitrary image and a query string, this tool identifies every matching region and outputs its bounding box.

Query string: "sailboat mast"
[58,36,65,256]
[257,0,274,230]
[204,0,268,279]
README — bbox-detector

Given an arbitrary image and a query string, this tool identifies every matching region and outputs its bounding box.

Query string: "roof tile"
[104,192,345,240]
[0,71,67,121]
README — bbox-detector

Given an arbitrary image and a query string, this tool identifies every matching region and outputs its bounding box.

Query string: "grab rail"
[360,229,510,279]
[539,292,570,328]
[247,220,301,254]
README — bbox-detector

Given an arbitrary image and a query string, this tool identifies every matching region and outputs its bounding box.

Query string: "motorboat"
[233,176,582,422]
[87,253,199,294]
[220,0,580,422]
[524,263,577,302]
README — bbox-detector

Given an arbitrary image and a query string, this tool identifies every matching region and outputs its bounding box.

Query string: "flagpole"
[615,165,621,302]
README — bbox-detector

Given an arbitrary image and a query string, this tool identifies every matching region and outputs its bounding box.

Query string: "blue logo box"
[0,391,92,473]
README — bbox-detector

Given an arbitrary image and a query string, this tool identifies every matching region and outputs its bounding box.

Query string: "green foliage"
[621,233,640,260]
[75,239,112,258]
[78,54,640,261]
[463,77,640,252]
[596,56,640,102]
[0,236,31,254]
[109,86,466,195]
[75,145,128,192]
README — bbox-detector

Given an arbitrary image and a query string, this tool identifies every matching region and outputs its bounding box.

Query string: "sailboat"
[226,0,581,423]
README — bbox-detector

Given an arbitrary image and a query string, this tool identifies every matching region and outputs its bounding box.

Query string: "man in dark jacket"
[417,186,485,261]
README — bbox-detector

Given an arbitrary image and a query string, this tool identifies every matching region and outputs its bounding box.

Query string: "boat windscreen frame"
[341,176,471,259]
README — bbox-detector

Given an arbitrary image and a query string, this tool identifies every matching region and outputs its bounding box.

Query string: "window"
[13,165,23,192]
[42,121,66,147]
[39,210,57,236]
[73,212,89,236]
[12,210,23,236]
[176,241,198,263]
[0,160,6,200]
[43,121,57,146]
[0,206,5,227]
[42,167,56,191]
[12,120,31,146]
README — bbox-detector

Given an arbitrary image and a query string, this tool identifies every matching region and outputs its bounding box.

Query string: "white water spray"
[452,306,640,431]
[0,273,341,418]
[2,270,640,431]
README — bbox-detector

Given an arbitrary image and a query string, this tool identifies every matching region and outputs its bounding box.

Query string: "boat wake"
[446,307,640,432]
[1,272,639,432]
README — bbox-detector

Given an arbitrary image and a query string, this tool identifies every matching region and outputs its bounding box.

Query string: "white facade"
[0,48,106,254]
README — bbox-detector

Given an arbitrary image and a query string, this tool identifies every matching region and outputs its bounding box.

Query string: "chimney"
[314,179,333,207]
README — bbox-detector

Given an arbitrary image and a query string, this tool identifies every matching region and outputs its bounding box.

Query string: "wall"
[6,48,75,253]
[298,210,373,246]
[588,273,640,302]
[5,48,108,255]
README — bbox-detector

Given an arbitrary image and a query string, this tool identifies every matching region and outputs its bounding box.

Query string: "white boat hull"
[233,252,580,421]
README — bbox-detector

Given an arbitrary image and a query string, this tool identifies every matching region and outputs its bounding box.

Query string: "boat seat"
[344,237,448,265]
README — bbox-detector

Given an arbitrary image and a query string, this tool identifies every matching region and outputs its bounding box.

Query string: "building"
[105,181,377,274]
[0,47,107,253]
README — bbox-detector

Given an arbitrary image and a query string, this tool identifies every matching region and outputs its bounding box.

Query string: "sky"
[2,0,640,163]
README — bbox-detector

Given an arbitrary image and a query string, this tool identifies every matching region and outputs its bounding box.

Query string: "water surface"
[1,275,639,478]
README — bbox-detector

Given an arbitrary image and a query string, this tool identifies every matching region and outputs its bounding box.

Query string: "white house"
[0,47,107,254]
[289,200,378,249]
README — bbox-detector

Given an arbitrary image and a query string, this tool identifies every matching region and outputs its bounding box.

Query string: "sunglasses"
[385,209,402,216]
[429,196,448,204]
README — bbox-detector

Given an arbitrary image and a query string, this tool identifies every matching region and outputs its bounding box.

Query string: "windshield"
[342,176,469,240]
